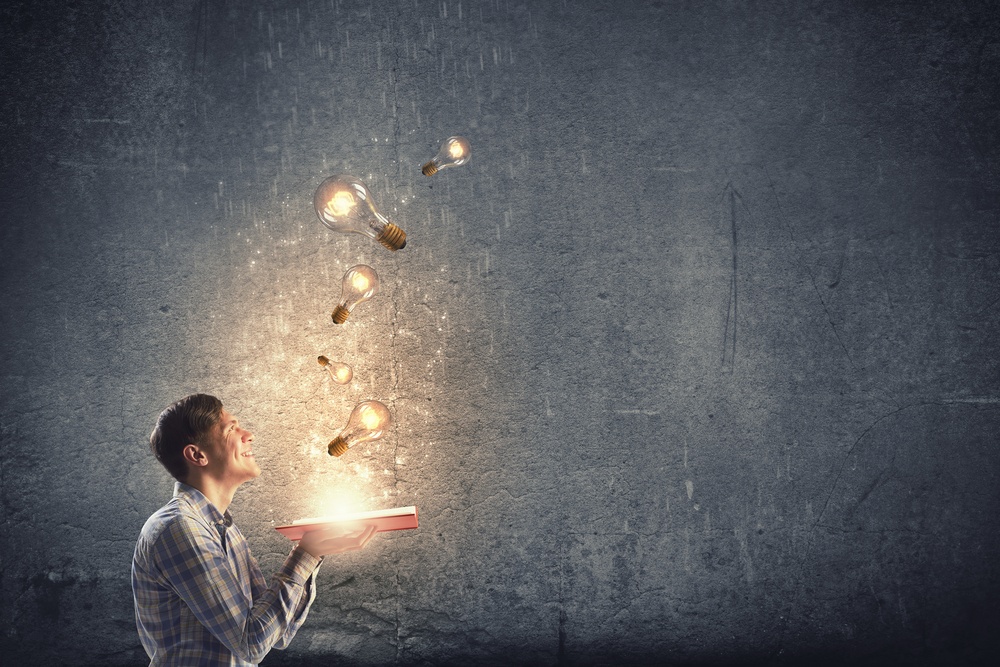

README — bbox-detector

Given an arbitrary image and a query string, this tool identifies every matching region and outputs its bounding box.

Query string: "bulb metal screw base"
[331,305,350,324]
[377,223,407,251]
[421,162,438,176]
[328,437,349,457]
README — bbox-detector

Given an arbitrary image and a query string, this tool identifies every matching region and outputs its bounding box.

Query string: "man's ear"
[182,443,209,468]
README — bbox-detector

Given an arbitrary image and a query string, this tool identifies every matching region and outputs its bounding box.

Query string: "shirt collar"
[174,481,234,528]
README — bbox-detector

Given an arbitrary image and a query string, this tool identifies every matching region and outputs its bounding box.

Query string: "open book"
[275,505,418,540]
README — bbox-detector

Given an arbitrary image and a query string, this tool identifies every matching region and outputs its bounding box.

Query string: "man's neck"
[185,474,239,515]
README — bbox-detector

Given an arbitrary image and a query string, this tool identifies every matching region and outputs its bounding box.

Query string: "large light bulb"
[318,355,353,384]
[331,264,379,324]
[314,174,407,251]
[422,136,472,176]
[328,400,393,456]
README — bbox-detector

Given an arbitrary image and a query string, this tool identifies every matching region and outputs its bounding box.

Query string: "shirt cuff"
[285,545,323,584]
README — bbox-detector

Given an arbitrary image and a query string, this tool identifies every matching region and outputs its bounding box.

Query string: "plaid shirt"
[132,482,322,666]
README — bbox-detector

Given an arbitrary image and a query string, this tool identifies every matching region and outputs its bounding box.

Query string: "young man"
[132,394,374,666]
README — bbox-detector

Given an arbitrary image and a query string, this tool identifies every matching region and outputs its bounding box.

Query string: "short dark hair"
[149,394,223,482]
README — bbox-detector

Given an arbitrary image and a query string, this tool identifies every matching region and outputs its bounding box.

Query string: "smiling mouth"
[241,452,255,458]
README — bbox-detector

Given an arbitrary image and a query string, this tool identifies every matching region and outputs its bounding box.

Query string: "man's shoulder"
[138,496,209,550]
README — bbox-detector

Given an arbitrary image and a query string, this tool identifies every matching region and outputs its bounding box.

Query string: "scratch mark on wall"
[772,401,937,659]
[193,0,210,78]
[866,243,894,311]
[763,167,856,369]
[734,526,755,584]
[810,403,926,534]
[683,527,691,573]
[557,540,567,666]
[827,238,848,289]
[844,466,893,521]
[720,184,738,370]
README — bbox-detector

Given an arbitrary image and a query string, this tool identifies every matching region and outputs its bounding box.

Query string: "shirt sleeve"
[246,543,323,650]
[152,516,322,664]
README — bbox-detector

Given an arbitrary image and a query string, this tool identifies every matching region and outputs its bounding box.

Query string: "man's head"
[149,394,259,485]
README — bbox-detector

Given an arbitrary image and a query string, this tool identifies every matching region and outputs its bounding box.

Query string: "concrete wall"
[2,1,998,664]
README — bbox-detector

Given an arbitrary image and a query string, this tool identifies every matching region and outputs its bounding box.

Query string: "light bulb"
[328,400,393,456]
[318,355,353,384]
[331,264,379,324]
[422,136,472,176]
[314,174,407,251]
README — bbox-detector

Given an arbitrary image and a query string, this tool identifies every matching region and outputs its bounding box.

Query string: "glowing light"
[317,355,353,385]
[351,273,370,292]
[361,405,382,430]
[313,174,406,250]
[422,136,472,176]
[328,400,393,457]
[325,191,356,217]
[304,485,366,520]
[330,265,379,325]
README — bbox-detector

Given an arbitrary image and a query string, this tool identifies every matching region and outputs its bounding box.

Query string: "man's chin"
[237,461,262,482]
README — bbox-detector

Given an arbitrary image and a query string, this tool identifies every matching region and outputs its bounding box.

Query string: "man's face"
[204,408,260,484]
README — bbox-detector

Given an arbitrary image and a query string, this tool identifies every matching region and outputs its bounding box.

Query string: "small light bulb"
[331,265,379,324]
[328,400,393,456]
[314,174,407,250]
[422,136,472,176]
[318,355,353,384]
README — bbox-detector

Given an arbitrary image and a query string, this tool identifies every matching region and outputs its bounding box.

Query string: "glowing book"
[274,505,418,541]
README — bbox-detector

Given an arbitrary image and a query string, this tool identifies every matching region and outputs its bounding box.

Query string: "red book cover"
[275,505,418,541]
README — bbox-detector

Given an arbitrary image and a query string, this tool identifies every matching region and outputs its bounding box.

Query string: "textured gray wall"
[2,1,999,665]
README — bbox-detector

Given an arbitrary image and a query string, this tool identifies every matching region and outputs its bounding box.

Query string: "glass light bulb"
[314,174,407,250]
[328,400,393,456]
[331,265,379,324]
[317,355,353,384]
[422,136,472,176]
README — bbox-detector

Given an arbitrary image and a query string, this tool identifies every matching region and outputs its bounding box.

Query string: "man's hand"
[298,524,377,558]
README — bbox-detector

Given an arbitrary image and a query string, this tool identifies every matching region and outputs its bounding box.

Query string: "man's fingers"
[343,524,378,551]
[350,524,376,551]
[359,524,377,544]
[302,523,379,555]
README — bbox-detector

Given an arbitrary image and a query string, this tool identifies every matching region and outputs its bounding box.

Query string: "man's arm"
[264,525,378,649]
[243,543,318,651]
[153,517,321,664]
